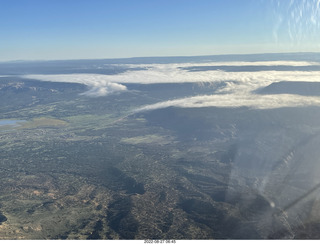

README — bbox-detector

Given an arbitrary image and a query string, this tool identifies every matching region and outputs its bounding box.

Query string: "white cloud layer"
[134,93,320,112]
[24,74,127,96]
[23,60,320,110]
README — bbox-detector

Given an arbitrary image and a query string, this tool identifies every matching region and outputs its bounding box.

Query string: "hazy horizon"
[1,51,320,63]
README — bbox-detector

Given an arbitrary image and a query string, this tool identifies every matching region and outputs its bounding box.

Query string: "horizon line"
[1,51,319,64]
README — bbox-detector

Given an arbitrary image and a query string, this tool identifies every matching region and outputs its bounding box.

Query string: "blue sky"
[1,0,319,61]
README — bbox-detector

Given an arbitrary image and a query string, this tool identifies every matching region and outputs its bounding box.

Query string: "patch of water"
[0,120,26,127]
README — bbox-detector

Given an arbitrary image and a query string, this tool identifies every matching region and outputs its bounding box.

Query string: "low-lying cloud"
[23,60,320,110]
[134,93,320,112]
[23,74,127,96]
[81,82,127,96]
